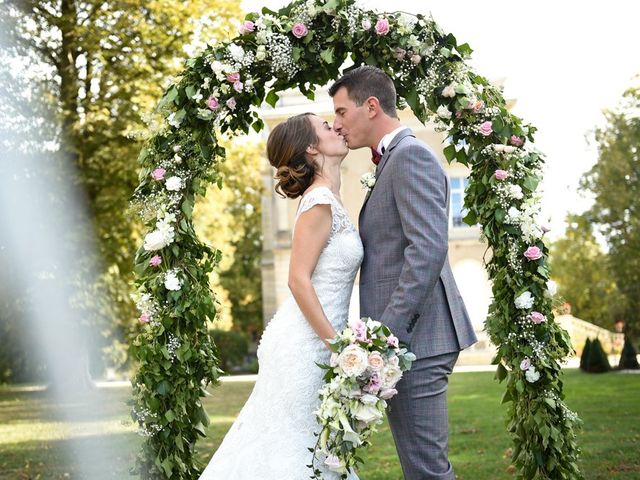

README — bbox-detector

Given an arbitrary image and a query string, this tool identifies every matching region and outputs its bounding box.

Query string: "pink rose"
[394,48,406,60]
[479,121,493,137]
[226,72,240,83]
[375,18,390,35]
[226,97,237,110]
[239,20,255,35]
[524,246,543,261]
[149,255,162,267]
[530,311,546,324]
[379,388,398,400]
[494,169,509,181]
[520,358,531,371]
[368,352,385,371]
[139,313,151,324]
[361,19,372,30]
[206,96,219,110]
[410,54,422,65]
[151,168,166,181]
[386,334,399,348]
[510,135,524,147]
[472,100,484,113]
[233,81,244,93]
[291,22,308,39]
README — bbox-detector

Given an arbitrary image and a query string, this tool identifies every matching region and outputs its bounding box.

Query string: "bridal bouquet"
[310,317,416,478]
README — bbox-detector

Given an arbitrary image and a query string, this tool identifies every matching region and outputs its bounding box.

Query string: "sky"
[240,0,640,238]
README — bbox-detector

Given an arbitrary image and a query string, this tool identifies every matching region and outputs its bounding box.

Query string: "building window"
[450,177,469,228]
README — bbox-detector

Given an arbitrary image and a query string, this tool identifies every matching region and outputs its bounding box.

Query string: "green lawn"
[1,370,638,479]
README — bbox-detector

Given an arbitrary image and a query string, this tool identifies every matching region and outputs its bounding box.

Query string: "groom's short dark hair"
[328,65,397,117]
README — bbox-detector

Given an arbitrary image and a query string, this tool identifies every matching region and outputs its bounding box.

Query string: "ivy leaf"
[495,362,508,382]
[265,90,280,108]
[320,47,334,64]
[463,209,478,226]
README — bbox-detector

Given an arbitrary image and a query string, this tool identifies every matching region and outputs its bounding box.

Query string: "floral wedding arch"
[130,0,582,478]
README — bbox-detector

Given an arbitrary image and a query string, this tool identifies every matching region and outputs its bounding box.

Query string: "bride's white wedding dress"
[200,186,363,480]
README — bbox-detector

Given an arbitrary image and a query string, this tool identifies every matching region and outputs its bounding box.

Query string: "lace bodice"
[200,186,362,480]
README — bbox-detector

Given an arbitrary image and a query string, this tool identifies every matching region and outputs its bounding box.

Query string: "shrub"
[618,337,640,370]
[579,338,592,371]
[210,329,249,373]
[583,338,611,373]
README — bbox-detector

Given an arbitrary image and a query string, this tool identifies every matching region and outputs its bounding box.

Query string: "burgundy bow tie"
[370,147,382,165]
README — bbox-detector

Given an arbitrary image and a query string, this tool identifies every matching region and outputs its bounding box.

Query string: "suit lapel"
[360,128,415,213]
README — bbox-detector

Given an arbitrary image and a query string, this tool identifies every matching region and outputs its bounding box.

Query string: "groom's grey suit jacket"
[359,128,477,359]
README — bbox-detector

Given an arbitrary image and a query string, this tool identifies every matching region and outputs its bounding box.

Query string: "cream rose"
[338,344,368,377]
[367,351,385,372]
[381,364,403,389]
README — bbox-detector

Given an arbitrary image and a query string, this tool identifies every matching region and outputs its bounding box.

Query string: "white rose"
[503,145,517,154]
[381,364,403,389]
[525,366,540,383]
[353,403,384,424]
[547,280,558,297]
[508,184,524,200]
[165,176,183,191]
[442,84,456,98]
[514,291,534,310]
[228,43,244,62]
[506,206,522,225]
[143,230,170,251]
[436,105,452,120]
[164,271,182,291]
[360,393,379,405]
[338,344,369,377]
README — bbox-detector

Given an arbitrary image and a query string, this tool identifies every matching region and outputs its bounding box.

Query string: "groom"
[330,66,477,479]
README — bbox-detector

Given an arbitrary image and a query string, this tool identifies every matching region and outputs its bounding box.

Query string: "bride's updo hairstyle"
[267,113,319,199]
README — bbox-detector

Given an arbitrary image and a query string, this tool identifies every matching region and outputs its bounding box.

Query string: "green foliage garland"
[130,0,582,478]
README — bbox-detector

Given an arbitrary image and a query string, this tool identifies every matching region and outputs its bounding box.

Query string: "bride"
[199,113,362,479]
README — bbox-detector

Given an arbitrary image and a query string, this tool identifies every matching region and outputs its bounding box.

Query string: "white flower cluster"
[164,269,182,291]
[505,196,545,243]
[166,333,181,362]
[143,212,176,251]
[360,171,376,192]
[133,406,162,437]
[266,33,299,79]
[506,240,524,276]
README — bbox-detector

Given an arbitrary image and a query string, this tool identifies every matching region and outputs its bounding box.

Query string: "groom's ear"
[366,96,381,119]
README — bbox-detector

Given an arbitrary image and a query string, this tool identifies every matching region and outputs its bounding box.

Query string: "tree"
[0,0,242,377]
[581,80,640,341]
[193,139,264,341]
[549,214,626,329]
